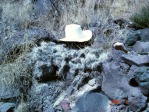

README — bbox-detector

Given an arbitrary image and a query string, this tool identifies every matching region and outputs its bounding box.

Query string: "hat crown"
[65,24,83,39]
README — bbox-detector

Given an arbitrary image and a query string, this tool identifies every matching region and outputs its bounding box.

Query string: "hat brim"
[59,30,92,42]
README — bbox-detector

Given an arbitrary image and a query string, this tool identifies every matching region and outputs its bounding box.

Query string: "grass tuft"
[130,5,149,28]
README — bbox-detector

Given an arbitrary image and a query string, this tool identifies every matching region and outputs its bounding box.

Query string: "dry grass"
[58,0,113,37]
[0,54,32,91]
[14,97,29,112]
[33,0,114,39]
[1,0,34,29]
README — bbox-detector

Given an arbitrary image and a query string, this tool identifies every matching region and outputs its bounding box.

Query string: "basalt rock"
[122,54,149,66]
[133,41,149,54]
[73,92,110,112]
[134,67,149,96]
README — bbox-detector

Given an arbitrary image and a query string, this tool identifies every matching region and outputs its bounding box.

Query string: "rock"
[119,62,130,74]
[122,54,149,66]
[101,62,147,111]
[28,83,63,112]
[60,100,71,111]
[138,28,149,42]
[101,62,130,99]
[124,30,140,46]
[126,65,140,81]
[133,41,149,54]
[73,92,110,112]
[134,67,149,96]
[108,49,125,63]
[125,29,149,48]
[0,85,20,100]
[88,79,96,86]
[128,95,147,111]
[0,102,15,112]
[114,42,128,53]
[102,62,141,95]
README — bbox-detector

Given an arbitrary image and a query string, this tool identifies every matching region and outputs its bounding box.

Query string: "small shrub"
[130,5,149,28]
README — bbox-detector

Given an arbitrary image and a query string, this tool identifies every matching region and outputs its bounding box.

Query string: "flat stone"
[122,54,149,66]
[133,41,149,54]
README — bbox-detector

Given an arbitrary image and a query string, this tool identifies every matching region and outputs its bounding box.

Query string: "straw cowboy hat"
[59,24,92,42]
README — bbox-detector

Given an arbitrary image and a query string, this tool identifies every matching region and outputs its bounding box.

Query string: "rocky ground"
[0,0,149,112]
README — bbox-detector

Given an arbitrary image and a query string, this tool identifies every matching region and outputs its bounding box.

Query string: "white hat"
[59,24,92,42]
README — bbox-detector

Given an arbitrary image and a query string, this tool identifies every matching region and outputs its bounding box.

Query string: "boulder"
[102,62,146,99]
[102,62,147,111]
[138,28,149,42]
[125,29,149,48]
[73,92,110,112]
[128,95,147,112]
[133,41,149,54]
[124,30,140,46]
[122,54,149,66]
[101,62,130,99]
[0,102,15,112]
[134,67,149,96]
